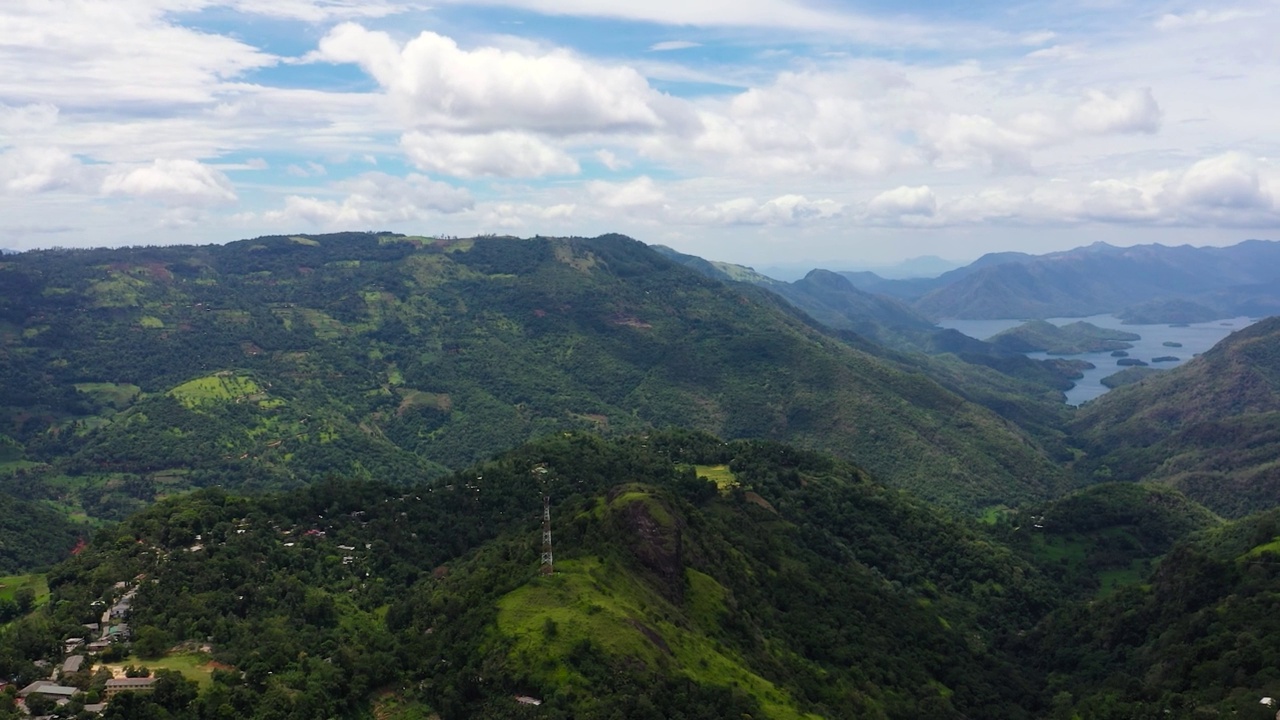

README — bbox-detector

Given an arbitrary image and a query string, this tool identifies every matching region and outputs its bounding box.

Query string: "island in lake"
[989,320,1140,355]
[1101,366,1164,388]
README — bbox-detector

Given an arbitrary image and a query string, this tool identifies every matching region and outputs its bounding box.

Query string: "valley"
[0,232,1278,719]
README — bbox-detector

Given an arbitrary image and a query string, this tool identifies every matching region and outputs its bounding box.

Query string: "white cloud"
[587,176,667,209]
[0,103,60,134]
[649,41,701,51]
[311,23,690,135]
[0,1,274,107]
[868,185,936,217]
[0,147,90,194]
[259,172,472,226]
[1155,9,1258,31]
[687,194,844,225]
[894,152,1280,229]
[480,201,577,229]
[286,162,328,178]
[594,149,630,171]
[227,0,412,22]
[102,159,237,206]
[1019,31,1056,46]
[1072,88,1161,135]
[1174,152,1272,212]
[401,131,579,178]
[428,0,991,47]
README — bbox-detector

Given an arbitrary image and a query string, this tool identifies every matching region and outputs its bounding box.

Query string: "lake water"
[938,314,1260,406]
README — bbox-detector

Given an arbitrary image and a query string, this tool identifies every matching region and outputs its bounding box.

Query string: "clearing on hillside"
[168,373,263,409]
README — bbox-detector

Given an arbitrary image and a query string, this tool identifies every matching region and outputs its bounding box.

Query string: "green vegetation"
[693,463,737,490]
[0,232,1074,549]
[988,320,1139,354]
[0,432,1061,719]
[0,431,1277,718]
[1099,366,1163,388]
[167,373,262,409]
[1072,316,1280,516]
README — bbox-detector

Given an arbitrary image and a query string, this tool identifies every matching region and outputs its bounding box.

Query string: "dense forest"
[0,232,1074,539]
[2,432,1278,718]
[3,233,1280,718]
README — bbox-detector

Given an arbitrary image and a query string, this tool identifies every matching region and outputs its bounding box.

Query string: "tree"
[12,588,34,615]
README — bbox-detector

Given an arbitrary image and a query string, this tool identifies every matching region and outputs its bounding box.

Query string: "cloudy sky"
[1,0,1278,268]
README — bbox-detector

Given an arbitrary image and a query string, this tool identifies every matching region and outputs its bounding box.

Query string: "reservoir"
[938,315,1260,406]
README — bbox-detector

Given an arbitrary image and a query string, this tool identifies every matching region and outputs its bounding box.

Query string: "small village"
[1,582,154,718]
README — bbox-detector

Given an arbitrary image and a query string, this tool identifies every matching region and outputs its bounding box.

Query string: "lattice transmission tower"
[540,495,554,575]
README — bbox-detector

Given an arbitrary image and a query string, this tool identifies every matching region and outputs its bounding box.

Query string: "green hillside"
[987,320,1139,354]
[5,432,1278,720]
[0,433,1059,719]
[1071,316,1280,516]
[1024,507,1280,718]
[0,233,1069,531]
[1000,483,1220,597]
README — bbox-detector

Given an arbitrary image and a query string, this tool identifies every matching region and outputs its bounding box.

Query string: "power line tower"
[540,494,554,576]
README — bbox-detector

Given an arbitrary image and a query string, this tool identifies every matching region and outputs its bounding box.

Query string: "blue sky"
[1,0,1278,269]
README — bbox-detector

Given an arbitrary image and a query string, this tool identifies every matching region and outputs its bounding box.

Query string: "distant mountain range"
[677,239,1280,324]
[758,254,963,282]
[836,240,1280,321]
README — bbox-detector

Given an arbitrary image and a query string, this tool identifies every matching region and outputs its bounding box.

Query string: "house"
[61,655,85,675]
[86,639,112,653]
[63,637,85,654]
[17,681,79,700]
[104,677,157,698]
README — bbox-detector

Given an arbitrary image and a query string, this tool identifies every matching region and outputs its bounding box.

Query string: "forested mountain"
[3,432,1275,720]
[652,245,936,347]
[1071,316,1280,516]
[911,240,1280,320]
[0,232,1070,529]
[838,250,1035,301]
[1024,506,1280,718]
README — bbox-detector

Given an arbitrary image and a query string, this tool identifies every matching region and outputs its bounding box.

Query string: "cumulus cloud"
[587,176,667,209]
[480,202,577,229]
[0,147,91,194]
[311,23,689,134]
[102,159,237,206]
[1173,152,1273,213]
[401,131,579,178]
[903,152,1279,229]
[867,185,936,217]
[687,194,844,225]
[1072,88,1161,135]
[260,172,472,226]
